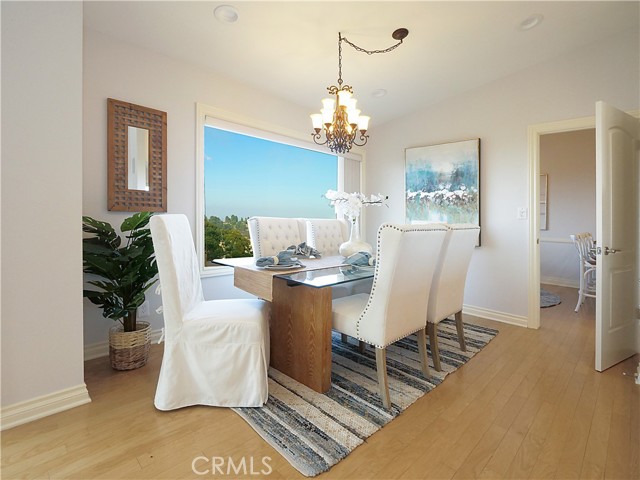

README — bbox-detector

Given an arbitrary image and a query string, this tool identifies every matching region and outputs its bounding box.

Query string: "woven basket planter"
[109,321,151,370]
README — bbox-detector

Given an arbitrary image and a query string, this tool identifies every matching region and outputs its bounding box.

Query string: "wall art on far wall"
[540,173,548,230]
[405,138,480,244]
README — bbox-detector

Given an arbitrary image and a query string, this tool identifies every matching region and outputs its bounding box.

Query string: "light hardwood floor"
[2,285,639,479]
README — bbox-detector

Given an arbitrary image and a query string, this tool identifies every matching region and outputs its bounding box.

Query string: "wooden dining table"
[214,256,375,393]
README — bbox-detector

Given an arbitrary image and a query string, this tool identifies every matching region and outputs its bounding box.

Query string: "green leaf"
[83,255,120,279]
[85,280,116,291]
[82,211,158,323]
[82,241,116,256]
[83,289,104,299]
[121,212,153,232]
[83,216,121,249]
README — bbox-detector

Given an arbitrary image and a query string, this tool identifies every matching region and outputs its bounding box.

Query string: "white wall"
[540,129,595,288]
[82,30,316,346]
[1,2,86,407]
[83,27,640,342]
[365,28,639,322]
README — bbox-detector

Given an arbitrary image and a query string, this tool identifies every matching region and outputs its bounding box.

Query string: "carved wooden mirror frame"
[107,98,167,211]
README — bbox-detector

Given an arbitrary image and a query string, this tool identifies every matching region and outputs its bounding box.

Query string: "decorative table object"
[339,215,372,257]
[324,190,388,257]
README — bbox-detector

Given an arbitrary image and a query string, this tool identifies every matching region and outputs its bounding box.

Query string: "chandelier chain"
[312,28,408,154]
[337,33,404,85]
[337,33,343,86]
[340,35,405,56]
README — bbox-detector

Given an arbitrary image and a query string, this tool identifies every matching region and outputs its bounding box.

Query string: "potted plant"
[82,211,158,370]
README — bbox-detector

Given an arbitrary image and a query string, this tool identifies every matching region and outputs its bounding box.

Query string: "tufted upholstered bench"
[248,216,352,258]
[305,218,349,256]
[247,216,307,258]
[248,216,372,308]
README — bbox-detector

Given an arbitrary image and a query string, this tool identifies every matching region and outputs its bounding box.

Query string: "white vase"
[339,216,373,257]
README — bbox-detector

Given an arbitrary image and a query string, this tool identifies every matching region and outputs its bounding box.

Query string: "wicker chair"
[570,232,597,312]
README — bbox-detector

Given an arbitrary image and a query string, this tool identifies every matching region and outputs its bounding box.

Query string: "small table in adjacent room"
[214,256,375,393]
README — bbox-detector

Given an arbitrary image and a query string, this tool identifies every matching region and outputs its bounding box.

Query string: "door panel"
[595,101,639,371]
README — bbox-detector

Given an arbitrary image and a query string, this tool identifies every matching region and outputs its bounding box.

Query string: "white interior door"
[595,101,640,371]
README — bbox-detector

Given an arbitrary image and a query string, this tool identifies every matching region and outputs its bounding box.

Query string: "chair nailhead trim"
[254,220,262,257]
[355,223,448,347]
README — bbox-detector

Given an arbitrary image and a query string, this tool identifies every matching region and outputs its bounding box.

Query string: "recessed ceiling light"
[519,14,543,31]
[371,89,387,98]
[214,5,239,23]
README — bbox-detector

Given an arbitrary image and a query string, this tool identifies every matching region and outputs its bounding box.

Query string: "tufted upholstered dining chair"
[305,218,350,255]
[307,217,372,350]
[247,216,306,258]
[426,224,480,371]
[150,214,270,410]
[331,223,448,409]
[306,217,373,293]
[570,232,596,312]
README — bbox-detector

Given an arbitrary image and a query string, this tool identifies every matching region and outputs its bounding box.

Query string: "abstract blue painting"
[405,138,480,242]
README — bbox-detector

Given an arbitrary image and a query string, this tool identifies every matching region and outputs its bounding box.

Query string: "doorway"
[527,115,596,329]
[539,129,596,312]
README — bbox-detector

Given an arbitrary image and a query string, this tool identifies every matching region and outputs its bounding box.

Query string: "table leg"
[270,277,332,393]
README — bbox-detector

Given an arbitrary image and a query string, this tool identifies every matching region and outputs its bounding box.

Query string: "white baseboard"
[463,304,529,328]
[541,276,579,289]
[84,328,164,361]
[1,384,91,431]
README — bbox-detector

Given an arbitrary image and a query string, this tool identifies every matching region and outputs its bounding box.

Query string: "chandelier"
[311,28,409,154]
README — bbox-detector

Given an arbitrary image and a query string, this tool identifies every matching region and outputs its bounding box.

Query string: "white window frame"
[196,103,364,277]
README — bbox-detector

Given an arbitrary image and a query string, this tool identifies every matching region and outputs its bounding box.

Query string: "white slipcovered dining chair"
[150,214,270,410]
[426,224,480,371]
[331,223,448,409]
[570,232,596,312]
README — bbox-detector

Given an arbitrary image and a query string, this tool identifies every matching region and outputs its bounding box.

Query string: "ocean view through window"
[203,126,338,265]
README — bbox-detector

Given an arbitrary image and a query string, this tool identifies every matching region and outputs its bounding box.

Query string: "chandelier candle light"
[311,28,409,154]
[325,190,388,257]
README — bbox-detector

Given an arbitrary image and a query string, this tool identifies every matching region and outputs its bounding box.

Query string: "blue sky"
[204,127,337,219]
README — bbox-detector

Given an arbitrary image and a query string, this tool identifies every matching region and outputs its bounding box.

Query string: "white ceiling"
[84,1,639,127]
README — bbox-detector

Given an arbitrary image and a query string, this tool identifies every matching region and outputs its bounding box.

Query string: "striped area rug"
[233,319,498,477]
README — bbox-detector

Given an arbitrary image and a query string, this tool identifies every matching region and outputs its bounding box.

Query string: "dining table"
[214,255,375,393]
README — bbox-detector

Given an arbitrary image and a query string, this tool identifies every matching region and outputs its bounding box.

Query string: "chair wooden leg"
[455,311,466,352]
[375,347,391,409]
[341,333,348,344]
[358,341,366,354]
[416,328,430,378]
[427,322,442,372]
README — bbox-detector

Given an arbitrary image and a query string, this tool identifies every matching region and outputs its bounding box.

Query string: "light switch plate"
[517,207,528,220]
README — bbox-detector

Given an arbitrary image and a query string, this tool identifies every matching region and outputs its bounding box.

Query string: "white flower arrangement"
[324,189,388,220]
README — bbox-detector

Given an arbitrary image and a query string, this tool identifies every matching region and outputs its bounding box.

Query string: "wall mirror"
[108,98,167,211]
[127,126,150,191]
